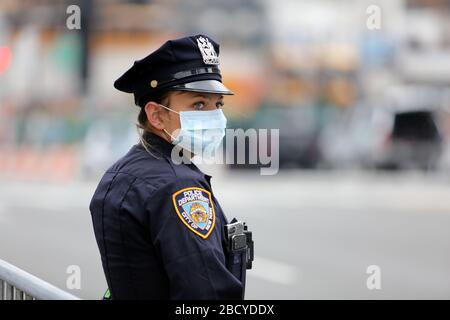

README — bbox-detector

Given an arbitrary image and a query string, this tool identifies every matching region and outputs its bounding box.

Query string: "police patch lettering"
[172,187,216,239]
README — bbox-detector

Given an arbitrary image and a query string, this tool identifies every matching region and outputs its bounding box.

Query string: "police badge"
[196,36,219,65]
[172,187,216,239]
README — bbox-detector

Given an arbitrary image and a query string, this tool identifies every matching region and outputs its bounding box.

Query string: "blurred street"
[1,170,449,299]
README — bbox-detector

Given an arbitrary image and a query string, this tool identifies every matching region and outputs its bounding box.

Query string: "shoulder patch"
[172,187,216,239]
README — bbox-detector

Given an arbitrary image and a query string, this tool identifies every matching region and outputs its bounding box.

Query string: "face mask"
[159,104,227,157]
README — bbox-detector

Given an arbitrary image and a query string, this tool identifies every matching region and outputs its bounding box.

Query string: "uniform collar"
[140,132,206,177]
[141,131,174,157]
[143,132,203,174]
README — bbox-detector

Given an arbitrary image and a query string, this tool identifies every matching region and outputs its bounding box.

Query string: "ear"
[144,102,166,130]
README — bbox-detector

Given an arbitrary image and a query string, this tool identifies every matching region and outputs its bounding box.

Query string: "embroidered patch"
[172,187,215,239]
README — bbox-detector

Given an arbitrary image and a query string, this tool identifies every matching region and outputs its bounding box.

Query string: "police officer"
[89,34,253,300]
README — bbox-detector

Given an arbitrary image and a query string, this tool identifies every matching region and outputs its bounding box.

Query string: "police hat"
[114,34,234,107]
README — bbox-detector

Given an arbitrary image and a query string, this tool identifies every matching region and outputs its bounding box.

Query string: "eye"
[193,101,206,110]
[216,101,224,108]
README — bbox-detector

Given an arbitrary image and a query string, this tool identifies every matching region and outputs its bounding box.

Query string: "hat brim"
[170,80,234,95]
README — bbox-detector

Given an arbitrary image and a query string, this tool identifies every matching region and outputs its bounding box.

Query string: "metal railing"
[0,259,80,300]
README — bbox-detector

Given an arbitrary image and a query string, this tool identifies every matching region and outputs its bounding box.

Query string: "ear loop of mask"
[159,103,179,114]
[158,104,179,142]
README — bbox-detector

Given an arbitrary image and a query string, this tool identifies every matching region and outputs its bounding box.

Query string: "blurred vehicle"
[272,105,321,169]
[320,85,447,171]
[374,109,442,170]
[226,103,321,170]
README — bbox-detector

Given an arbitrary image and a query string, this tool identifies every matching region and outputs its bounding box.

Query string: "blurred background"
[0,0,450,299]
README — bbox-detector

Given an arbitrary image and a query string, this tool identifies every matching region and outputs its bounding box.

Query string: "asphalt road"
[1,170,449,299]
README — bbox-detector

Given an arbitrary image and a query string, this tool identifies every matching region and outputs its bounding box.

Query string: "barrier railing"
[0,259,80,300]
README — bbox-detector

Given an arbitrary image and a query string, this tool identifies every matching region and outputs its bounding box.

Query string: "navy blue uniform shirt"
[89,132,243,299]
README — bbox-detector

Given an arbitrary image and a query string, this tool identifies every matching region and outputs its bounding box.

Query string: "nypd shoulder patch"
[172,187,216,239]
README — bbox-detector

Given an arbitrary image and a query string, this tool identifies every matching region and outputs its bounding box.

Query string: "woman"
[89,34,251,300]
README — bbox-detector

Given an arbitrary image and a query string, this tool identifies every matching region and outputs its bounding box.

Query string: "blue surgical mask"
[160,104,227,157]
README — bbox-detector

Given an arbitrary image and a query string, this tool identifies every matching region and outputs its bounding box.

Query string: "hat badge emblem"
[196,36,219,65]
